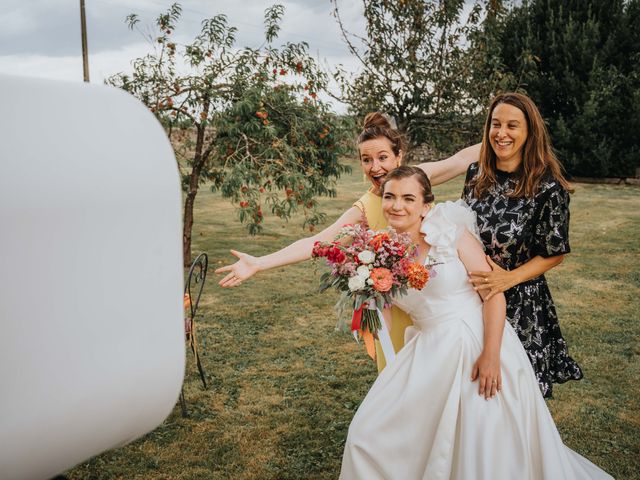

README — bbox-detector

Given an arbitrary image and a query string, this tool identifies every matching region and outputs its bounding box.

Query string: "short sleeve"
[353,191,368,213]
[532,185,571,258]
[353,191,387,230]
[421,200,481,260]
[461,162,478,200]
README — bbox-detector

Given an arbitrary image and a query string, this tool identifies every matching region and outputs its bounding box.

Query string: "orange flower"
[369,233,390,250]
[407,263,430,290]
[371,267,394,292]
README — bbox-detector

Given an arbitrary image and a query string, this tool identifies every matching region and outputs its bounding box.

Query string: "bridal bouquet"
[312,222,432,361]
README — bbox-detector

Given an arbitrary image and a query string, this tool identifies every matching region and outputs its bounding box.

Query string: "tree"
[465,0,516,108]
[497,0,640,177]
[331,0,497,157]
[108,4,351,266]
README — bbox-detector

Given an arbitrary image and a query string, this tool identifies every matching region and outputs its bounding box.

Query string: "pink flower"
[370,267,394,292]
[392,241,406,256]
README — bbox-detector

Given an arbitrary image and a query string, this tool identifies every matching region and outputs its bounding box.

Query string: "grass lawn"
[69,160,639,479]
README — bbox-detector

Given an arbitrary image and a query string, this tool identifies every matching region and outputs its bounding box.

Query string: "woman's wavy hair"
[357,112,407,162]
[381,165,435,204]
[471,92,572,198]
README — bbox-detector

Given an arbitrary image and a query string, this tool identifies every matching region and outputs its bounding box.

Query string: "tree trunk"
[183,124,206,268]
[183,186,197,269]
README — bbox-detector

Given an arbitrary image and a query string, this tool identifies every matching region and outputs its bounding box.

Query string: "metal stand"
[179,253,208,417]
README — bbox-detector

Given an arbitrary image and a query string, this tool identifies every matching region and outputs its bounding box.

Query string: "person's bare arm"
[215,206,364,287]
[417,143,481,186]
[458,228,507,399]
[469,254,565,300]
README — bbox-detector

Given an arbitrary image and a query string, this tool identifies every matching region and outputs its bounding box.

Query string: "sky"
[0,0,366,112]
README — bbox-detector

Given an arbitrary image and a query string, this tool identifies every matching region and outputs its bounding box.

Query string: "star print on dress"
[462,162,583,398]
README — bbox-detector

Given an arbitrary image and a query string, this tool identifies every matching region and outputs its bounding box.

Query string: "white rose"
[348,275,367,292]
[366,278,374,285]
[358,250,375,264]
[356,265,371,278]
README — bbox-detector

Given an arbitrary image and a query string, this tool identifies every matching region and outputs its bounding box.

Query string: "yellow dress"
[353,191,414,372]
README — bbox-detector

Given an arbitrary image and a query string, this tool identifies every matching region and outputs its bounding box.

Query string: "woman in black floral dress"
[462,92,583,398]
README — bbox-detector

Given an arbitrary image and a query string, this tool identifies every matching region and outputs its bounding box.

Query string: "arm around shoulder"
[417,143,481,186]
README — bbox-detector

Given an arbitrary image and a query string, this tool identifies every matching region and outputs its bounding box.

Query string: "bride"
[340,165,611,480]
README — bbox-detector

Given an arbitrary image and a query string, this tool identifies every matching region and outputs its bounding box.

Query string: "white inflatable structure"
[0,75,185,480]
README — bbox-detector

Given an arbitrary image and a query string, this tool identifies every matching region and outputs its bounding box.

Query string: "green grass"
[68,161,640,479]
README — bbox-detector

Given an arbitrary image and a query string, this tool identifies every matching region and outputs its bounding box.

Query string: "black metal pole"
[80,0,90,82]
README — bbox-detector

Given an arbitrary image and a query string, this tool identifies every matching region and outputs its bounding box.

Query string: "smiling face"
[381,176,430,234]
[359,137,402,193]
[489,102,528,168]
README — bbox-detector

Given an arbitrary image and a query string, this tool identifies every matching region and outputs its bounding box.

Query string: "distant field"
[69,160,640,479]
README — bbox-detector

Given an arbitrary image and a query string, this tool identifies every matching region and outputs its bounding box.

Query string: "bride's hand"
[469,255,515,301]
[471,350,502,399]
[215,250,260,288]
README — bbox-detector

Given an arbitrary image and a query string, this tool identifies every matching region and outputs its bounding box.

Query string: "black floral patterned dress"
[462,162,583,398]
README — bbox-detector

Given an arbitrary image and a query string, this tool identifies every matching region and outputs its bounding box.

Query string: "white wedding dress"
[340,201,612,480]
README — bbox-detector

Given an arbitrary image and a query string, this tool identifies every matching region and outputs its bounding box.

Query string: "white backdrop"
[0,75,185,480]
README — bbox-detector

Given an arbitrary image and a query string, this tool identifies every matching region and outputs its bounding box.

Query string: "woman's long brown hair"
[471,92,572,198]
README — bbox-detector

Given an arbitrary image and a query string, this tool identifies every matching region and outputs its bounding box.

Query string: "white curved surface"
[0,75,185,480]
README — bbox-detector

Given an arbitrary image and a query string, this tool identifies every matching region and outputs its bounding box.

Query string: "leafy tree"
[331,0,497,157]
[465,0,516,107]
[498,0,640,177]
[108,3,351,266]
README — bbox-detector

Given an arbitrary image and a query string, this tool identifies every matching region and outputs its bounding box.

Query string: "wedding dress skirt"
[340,201,612,480]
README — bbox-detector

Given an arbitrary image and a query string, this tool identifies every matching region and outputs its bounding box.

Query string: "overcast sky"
[0,0,366,111]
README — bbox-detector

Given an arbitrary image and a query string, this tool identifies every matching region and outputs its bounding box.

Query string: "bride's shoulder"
[420,201,481,258]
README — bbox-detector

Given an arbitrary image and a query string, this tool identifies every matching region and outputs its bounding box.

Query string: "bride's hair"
[382,165,435,204]
[357,112,406,160]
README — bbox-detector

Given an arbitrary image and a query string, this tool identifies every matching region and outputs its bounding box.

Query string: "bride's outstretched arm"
[416,143,481,186]
[215,206,364,288]
[458,229,507,400]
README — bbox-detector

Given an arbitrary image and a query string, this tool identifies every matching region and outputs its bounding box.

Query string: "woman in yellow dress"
[216,112,479,372]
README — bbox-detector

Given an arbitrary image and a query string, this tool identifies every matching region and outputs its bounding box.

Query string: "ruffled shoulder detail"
[420,200,481,259]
